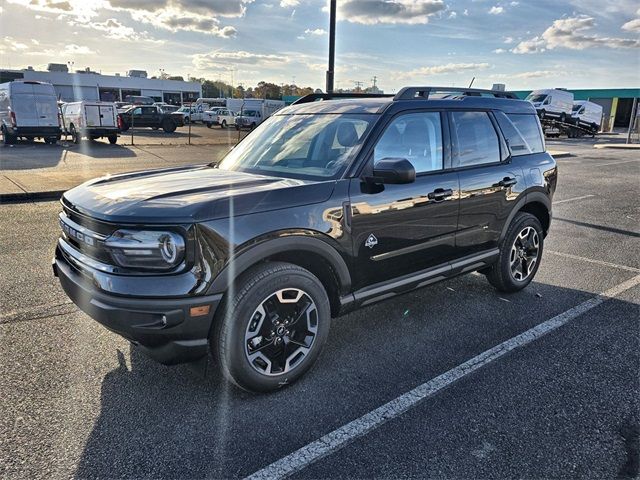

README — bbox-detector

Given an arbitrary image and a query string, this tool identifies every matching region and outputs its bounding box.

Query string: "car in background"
[173,103,209,124]
[160,105,180,113]
[0,80,61,145]
[118,105,182,133]
[234,109,263,130]
[204,108,236,128]
[571,101,603,133]
[525,89,573,123]
[61,101,119,144]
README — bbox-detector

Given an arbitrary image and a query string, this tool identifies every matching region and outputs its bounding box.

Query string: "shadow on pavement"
[73,276,640,479]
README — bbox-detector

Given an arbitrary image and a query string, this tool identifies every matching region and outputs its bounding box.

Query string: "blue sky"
[0,0,638,92]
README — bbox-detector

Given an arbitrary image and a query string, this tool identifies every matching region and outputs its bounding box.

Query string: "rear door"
[84,105,101,127]
[31,83,58,128]
[99,105,116,127]
[11,84,39,127]
[451,110,525,257]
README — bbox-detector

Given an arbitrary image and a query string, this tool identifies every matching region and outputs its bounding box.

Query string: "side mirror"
[371,158,416,184]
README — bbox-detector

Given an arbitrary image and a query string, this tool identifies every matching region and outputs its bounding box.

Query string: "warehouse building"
[0,65,202,105]
[513,88,639,131]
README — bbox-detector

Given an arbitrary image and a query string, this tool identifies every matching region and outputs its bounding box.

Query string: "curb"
[548,151,573,158]
[593,144,640,150]
[0,190,65,203]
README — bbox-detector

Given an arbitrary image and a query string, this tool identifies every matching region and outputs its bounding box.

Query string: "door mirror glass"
[372,158,416,184]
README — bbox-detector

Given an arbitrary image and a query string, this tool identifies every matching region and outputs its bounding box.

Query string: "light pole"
[326,0,336,94]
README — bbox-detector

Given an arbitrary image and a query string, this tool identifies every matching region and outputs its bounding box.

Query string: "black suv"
[53,87,557,392]
[118,105,182,133]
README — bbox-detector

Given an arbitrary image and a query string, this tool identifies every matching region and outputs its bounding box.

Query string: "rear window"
[495,112,544,156]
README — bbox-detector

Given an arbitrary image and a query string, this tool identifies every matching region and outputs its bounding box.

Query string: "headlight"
[104,229,185,271]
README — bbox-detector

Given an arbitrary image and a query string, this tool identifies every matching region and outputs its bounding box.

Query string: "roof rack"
[292,92,394,105]
[393,86,518,101]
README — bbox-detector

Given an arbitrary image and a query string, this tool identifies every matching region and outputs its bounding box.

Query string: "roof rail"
[292,92,394,105]
[394,86,518,101]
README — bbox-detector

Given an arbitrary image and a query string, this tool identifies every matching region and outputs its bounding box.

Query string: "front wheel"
[205,122,212,128]
[485,212,544,292]
[213,262,331,393]
[221,120,227,129]
[108,134,117,144]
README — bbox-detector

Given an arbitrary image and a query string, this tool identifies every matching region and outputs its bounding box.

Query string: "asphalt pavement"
[0,138,638,479]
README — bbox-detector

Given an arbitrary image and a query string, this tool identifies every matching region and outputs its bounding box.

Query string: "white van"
[0,80,61,145]
[571,101,603,132]
[525,89,574,123]
[61,101,119,144]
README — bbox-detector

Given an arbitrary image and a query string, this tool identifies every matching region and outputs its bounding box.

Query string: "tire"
[108,134,117,144]
[2,127,15,145]
[120,123,129,132]
[70,125,80,144]
[250,122,256,130]
[213,262,331,393]
[485,212,544,293]
[162,119,176,133]
[184,116,190,125]
[205,122,212,128]
[235,124,240,131]
[221,120,227,129]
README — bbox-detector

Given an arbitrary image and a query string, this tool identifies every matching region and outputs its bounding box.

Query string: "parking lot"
[0,137,638,479]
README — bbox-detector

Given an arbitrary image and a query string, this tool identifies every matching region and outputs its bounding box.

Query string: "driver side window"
[374,112,443,174]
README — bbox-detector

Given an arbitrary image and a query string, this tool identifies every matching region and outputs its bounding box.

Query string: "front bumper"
[53,245,222,365]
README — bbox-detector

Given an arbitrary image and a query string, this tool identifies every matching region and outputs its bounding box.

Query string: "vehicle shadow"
[73,276,640,479]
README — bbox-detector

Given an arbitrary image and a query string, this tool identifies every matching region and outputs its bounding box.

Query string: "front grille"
[59,208,114,264]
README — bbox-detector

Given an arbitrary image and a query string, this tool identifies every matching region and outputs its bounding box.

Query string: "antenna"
[468,77,475,88]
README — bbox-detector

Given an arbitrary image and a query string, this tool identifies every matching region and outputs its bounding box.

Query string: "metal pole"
[130,109,134,146]
[188,108,192,145]
[626,97,638,144]
[326,0,336,94]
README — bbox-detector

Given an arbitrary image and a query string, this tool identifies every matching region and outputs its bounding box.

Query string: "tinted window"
[451,111,500,167]
[374,112,443,173]
[218,114,374,180]
[508,114,544,154]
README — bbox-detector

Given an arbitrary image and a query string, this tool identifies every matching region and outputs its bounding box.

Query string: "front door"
[449,111,525,257]
[349,111,460,289]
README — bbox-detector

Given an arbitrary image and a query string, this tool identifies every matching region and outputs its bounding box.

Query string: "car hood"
[63,165,335,224]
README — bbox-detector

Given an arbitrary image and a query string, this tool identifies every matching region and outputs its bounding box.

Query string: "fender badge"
[365,234,378,249]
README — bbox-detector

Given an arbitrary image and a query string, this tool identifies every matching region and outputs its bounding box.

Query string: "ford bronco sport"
[53,87,557,392]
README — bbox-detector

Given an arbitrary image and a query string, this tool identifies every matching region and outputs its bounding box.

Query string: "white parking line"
[554,194,595,205]
[593,159,639,167]
[547,250,640,273]
[246,274,640,480]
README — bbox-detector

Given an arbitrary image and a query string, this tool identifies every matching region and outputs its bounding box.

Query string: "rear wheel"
[162,119,176,133]
[70,125,80,144]
[485,212,544,293]
[221,120,227,129]
[213,262,331,393]
[2,127,15,145]
[205,122,212,128]
[108,134,117,144]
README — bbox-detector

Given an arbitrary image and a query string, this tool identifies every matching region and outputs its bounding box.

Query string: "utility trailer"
[539,117,597,138]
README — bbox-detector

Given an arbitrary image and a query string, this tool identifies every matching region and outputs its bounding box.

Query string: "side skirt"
[337,249,499,315]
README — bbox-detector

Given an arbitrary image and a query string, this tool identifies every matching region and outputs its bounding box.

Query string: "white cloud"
[62,44,95,55]
[334,0,446,25]
[491,70,559,79]
[503,36,514,44]
[192,50,289,71]
[513,15,640,53]
[448,10,457,18]
[394,62,491,80]
[304,28,327,36]
[489,6,504,14]
[493,48,506,54]
[279,0,298,6]
[622,18,640,31]
[463,8,469,15]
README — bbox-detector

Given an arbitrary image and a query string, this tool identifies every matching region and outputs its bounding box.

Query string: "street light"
[326,0,336,94]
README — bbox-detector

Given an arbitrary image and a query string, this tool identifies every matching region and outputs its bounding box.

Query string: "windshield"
[243,110,259,117]
[217,113,375,180]
[526,94,547,103]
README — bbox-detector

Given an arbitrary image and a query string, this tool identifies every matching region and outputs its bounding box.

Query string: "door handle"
[498,177,518,188]
[428,188,454,201]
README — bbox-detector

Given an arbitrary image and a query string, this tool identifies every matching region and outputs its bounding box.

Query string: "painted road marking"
[593,159,639,167]
[246,274,640,480]
[554,195,595,205]
[547,250,640,273]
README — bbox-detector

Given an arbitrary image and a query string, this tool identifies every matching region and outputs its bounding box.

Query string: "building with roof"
[0,66,202,105]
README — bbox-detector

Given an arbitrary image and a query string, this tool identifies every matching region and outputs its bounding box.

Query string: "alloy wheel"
[510,226,540,282]
[244,288,318,376]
